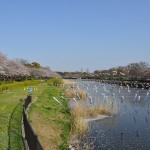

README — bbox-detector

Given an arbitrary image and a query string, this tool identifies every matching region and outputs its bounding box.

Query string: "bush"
[49,78,63,86]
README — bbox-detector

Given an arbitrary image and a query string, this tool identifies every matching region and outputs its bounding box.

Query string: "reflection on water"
[71,80,150,150]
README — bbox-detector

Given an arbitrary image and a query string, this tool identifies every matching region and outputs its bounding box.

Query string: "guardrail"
[22,95,44,150]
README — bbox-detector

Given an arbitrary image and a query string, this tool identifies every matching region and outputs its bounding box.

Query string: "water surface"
[74,80,150,150]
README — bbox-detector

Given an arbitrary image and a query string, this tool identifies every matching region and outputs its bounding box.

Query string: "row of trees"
[94,61,150,80]
[57,61,150,81]
[0,53,59,81]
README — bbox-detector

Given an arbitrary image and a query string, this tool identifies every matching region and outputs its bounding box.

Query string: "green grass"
[0,87,28,149]
[8,101,24,150]
[0,80,47,149]
[0,78,72,150]
[0,80,41,92]
[29,85,72,150]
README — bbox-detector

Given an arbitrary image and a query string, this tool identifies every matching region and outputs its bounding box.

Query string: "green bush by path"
[47,77,63,86]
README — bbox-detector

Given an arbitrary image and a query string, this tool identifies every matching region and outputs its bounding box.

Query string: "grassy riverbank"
[0,79,72,150]
[0,80,42,149]
[28,81,72,150]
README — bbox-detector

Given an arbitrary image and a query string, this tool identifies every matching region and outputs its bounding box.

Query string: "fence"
[22,95,44,150]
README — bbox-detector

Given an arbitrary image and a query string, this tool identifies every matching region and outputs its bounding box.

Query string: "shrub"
[50,78,63,86]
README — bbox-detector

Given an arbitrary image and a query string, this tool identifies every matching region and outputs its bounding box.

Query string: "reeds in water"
[70,101,111,135]
[65,89,87,99]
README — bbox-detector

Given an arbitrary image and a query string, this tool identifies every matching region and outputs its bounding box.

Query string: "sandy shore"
[83,114,110,122]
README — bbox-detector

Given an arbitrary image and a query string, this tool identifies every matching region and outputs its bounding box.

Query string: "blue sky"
[0,0,150,72]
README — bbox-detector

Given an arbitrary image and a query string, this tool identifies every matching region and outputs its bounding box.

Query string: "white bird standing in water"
[145,91,149,101]
[121,96,124,100]
[121,96,124,102]
[147,91,149,96]
[127,85,131,92]
[104,87,109,93]
[134,93,137,101]
[101,93,106,100]
[138,96,141,101]
[88,96,93,104]
[95,86,98,92]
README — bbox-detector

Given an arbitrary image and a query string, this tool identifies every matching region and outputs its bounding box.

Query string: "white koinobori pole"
[53,97,62,105]
[134,93,137,101]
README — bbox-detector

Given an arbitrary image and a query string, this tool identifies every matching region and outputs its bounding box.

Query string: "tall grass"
[70,102,111,135]
[65,89,87,99]
[63,80,77,88]
[48,78,64,86]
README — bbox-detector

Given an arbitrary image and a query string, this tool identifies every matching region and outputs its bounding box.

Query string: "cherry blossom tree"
[0,52,59,80]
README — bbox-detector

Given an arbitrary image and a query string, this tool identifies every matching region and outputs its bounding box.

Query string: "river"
[69,80,150,150]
